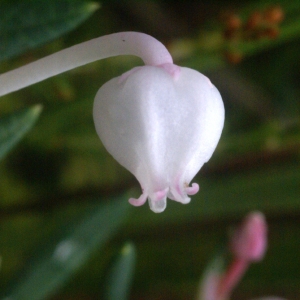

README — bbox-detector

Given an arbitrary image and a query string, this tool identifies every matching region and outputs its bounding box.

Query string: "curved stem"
[216,258,249,300]
[0,32,173,97]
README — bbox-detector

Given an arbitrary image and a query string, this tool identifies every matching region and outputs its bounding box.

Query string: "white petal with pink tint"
[93,63,224,212]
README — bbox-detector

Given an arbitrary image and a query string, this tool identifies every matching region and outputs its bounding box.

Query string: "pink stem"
[216,258,249,300]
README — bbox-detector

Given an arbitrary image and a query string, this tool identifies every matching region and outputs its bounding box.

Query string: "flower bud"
[230,212,267,261]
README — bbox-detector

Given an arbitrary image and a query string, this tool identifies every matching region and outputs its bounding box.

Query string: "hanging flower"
[0,32,224,212]
[93,63,224,212]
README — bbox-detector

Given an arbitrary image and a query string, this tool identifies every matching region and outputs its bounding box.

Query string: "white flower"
[93,63,224,212]
[0,32,224,212]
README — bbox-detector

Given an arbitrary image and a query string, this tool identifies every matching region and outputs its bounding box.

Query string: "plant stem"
[0,32,173,97]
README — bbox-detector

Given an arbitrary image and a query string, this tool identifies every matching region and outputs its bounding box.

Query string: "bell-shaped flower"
[0,32,224,212]
[93,63,224,212]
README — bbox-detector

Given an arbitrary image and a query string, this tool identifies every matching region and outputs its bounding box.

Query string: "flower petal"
[93,64,224,212]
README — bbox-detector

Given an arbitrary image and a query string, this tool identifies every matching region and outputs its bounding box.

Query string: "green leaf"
[1,197,129,300]
[126,161,300,231]
[197,254,225,300]
[0,105,42,160]
[104,243,136,300]
[0,0,99,61]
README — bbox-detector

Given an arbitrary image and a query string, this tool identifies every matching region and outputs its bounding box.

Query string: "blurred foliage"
[0,105,42,160]
[103,243,136,300]
[0,1,299,300]
[1,198,130,300]
[0,0,99,61]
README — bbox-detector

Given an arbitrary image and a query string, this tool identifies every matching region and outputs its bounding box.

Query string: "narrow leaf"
[104,243,136,300]
[197,254,225,300]
[127,161,300,229]
[1,197,129,300]
[0,0,99,61]
[0,105,42,160]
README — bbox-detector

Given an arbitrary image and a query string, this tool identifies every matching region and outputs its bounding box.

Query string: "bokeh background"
[0,0,299,299]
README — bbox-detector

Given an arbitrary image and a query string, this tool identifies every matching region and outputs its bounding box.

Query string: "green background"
[0,1,299,299]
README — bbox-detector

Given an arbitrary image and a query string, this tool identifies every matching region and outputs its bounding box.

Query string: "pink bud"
[230,212,267,261]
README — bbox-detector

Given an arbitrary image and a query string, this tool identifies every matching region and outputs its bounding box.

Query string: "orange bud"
[264,27,280,39]
[246,11,263,30]
[226,14,242,30]
[264,6,284,24]
[225,51,243,64]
